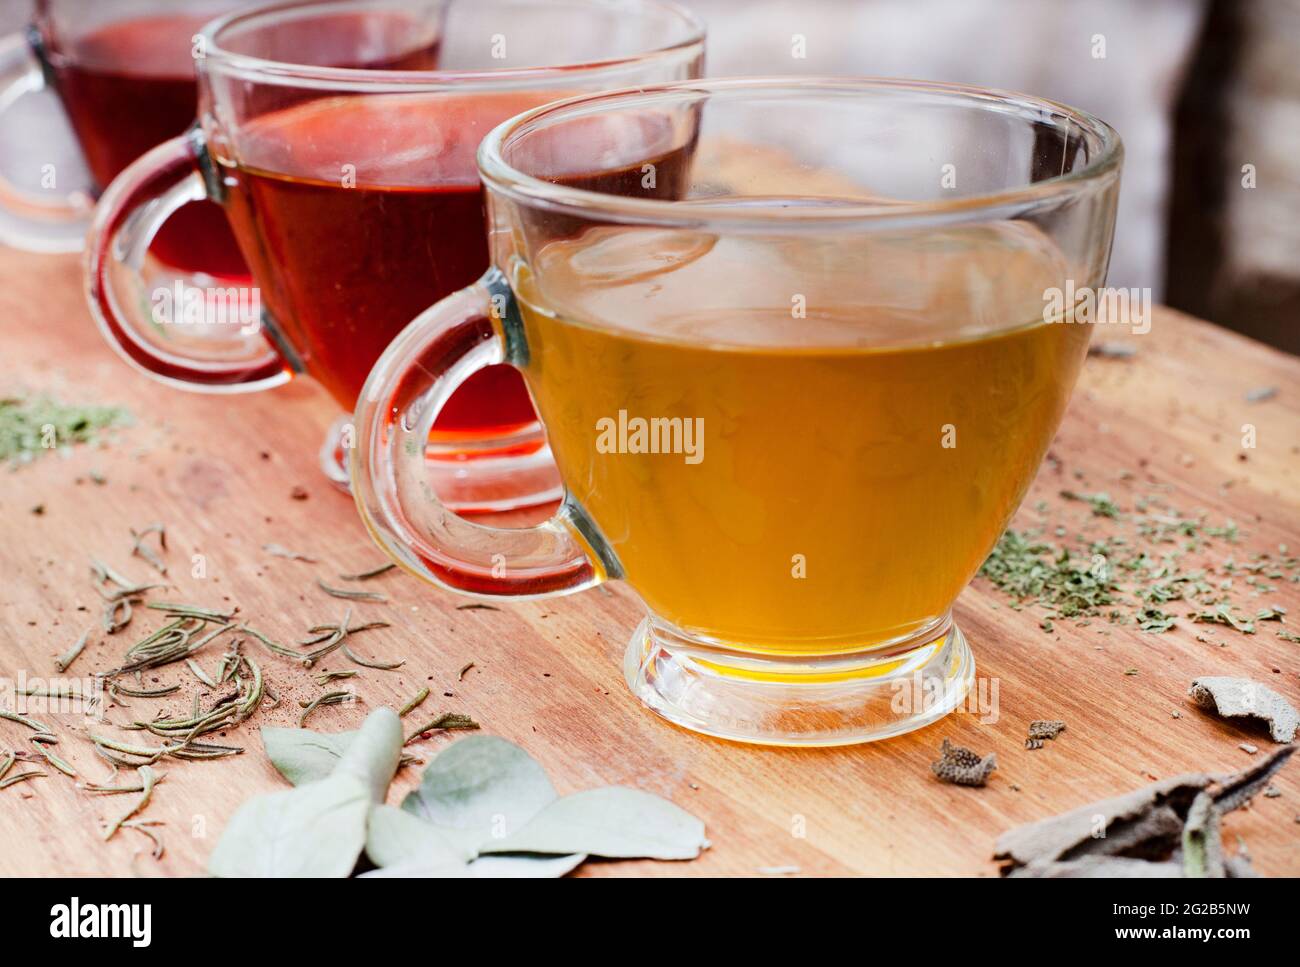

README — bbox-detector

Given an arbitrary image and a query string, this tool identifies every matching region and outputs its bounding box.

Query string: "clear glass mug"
[352,77,1123,746]
[84,0,705,511]
[0,0,251,258]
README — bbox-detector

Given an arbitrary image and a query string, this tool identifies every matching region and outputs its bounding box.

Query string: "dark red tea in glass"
[224,94,696,438]
[41,9,246,277]
[26,0,444,276]
[0,3,240,253]
[86,0,705,512]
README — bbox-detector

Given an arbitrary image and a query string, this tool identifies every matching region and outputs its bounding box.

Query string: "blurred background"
[1,0,1296,352]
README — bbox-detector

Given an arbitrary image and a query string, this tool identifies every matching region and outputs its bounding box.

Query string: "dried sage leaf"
[209,708,401,877]
[481,786,708,860]
[1182,791,1224,878]
[1188,676,1298,742]
[365,804,472,869]
[996,746,1294,878]
[208,773,373,877]
[401,735,557,853]
[261,726,357,786]
[360,852,585,879]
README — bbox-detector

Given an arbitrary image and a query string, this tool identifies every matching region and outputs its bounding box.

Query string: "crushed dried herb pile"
[979,489,1297,639]
[0,395,130,465]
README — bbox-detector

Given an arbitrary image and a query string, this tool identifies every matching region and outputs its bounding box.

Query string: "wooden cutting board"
[1,247,1297,876]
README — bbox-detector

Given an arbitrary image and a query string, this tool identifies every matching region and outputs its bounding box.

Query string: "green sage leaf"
[262,726,357,786]
[481,786,707,860]
[208,776,372,877]
[401,735,557,852]
[209,708,402,877]
[365,804,472,868]
[360,852,585,878]
[332,708,402,804]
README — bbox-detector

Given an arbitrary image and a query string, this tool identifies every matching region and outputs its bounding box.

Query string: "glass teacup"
[83,0,705,511]
[352,77,1123,745]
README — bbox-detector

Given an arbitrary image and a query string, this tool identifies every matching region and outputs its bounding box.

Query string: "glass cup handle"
[84,126,290,391]
[0,28,93,253]
[352,269,604,597]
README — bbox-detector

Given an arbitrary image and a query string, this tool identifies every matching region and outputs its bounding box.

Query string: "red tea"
[42,11,443,278]
[45,14,244,276]
[221,93,694,435]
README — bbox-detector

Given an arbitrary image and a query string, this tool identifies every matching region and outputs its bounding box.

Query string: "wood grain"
[0,248,1296,877]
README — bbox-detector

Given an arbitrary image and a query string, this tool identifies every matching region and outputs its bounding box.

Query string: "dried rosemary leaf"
[130,523,168,575]
[399,687,430,718]
[263,543,317,563]
[317,579,388,603]
[403,713,480,745]
[339,563,396,581]
[54,630,91,672]
[0,771,46,790]
[298,691,357,728]
[0,709,54,735]
[186,658,219,688]
[104,765,158,841]
[341,644,403,671]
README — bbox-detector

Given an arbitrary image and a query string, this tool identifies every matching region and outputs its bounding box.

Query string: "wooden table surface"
[1,247,1297,877]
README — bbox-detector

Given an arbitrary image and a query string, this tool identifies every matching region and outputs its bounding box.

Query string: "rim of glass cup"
[477,76,1124,230]
[200,0,706,90]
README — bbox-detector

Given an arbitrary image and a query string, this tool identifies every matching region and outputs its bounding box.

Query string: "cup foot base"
[624,616,974,747]
[318,415,563,513]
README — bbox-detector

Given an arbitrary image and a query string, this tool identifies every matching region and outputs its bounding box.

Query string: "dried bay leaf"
[401,735,558,853]
[209,708,401,877]
[481,786,708,860]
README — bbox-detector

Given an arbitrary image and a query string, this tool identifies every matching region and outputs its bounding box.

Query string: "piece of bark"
[1188,676,1298,742]
[995,746,1294,877]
